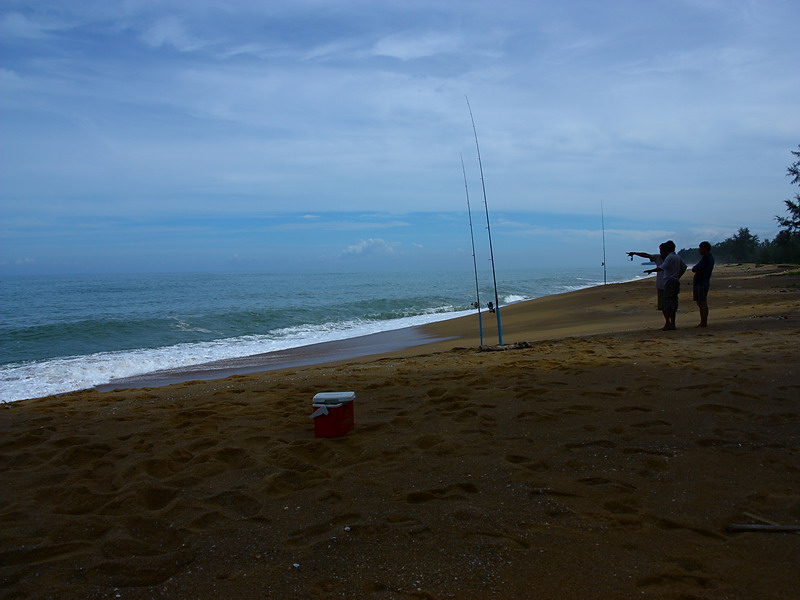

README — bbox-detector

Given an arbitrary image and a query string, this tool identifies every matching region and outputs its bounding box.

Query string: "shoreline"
[97,274,651,393]
[97,326,454,391]
[4,269,645,403]
[94,264,788,393]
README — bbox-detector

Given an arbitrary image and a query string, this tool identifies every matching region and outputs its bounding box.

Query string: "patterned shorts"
[693,283,709,302]
[662,279,680,312]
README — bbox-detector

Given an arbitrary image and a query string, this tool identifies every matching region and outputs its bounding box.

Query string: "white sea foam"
[0,309,474,403]
[502,294,529,304]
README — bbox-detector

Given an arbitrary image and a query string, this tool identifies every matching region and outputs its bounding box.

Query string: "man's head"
[663,240,676,253]
[699,241,711,255]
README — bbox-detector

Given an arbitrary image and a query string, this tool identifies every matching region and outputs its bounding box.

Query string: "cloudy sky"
[1,0,798,274]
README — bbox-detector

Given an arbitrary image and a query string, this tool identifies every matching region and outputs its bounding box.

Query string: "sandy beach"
[1,264,799,599]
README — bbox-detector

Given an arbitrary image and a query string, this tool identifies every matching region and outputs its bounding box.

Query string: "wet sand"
[97,327,452,391]
[1,264,799,599]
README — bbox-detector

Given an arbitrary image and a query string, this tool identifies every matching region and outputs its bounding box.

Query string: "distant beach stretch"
[1,264,798,599]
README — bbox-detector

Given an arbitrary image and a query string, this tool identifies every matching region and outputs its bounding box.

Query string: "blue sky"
[1,0,798,274]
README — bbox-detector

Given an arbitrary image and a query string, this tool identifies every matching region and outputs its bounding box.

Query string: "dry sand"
[1,264,799,600]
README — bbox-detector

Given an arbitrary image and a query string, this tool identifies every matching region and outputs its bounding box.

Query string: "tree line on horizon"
[678,145,800,265]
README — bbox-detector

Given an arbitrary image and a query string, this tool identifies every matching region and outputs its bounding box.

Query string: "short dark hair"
[699,241,711,251]
[663,240,676,252]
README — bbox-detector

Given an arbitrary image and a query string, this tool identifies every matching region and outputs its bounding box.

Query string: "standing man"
[628,244,668,329]
[692,241,715,327]
[628,241,686,330]
[644,240,686,330]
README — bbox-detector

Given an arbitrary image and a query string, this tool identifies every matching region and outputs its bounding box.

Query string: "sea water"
[1,267,642,402]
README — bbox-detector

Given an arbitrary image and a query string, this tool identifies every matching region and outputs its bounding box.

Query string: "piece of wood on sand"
[727,512,800,534]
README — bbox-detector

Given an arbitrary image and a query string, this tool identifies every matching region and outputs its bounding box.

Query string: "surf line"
[466,95,504,346]
[461,153,484,346]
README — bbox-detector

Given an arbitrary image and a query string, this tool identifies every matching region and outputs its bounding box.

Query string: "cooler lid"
[312,391,355,404]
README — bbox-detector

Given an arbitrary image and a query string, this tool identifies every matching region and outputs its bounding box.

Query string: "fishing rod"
[601,200,608,285]
[461,153,484,346]
[466,95,503,346]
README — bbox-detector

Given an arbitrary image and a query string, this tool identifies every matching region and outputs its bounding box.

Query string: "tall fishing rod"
[461,153,483,346]
[466,95,503,346]
[601,200,608,285]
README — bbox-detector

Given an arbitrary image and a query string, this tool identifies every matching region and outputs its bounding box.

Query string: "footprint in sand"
[629,420,673,434]
[404,482,479,504]
[468,528,531,549]
[505,454,549,473]
[577,477,637,493]
[563,439,616,450]
[205,490,263,518]
[696,403,753,417]
[603,500,640,515]
[636,571,716,592]
[284,512,361,549]
[414,434,445,449]
[615,406,653,413]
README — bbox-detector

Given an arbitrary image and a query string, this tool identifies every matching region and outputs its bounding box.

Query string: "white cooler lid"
[312,391,355,404]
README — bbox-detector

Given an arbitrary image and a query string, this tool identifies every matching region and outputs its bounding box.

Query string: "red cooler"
[311,392,355,438]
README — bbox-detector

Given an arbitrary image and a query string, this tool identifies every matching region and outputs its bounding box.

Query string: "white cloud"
[339,238,399,258]
[140,16,208,52]
[0,13,52,39]
[270,219,410,232]
[372,31,464,60]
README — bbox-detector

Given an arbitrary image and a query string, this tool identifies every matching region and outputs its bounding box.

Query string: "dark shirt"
[692,254,715,286]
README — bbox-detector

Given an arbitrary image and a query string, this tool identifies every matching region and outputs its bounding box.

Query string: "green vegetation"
[679,145,800,264]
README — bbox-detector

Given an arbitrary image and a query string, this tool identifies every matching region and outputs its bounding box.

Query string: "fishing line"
[461,153,484,346]
[466,95,503,345]
[601,200,608,285]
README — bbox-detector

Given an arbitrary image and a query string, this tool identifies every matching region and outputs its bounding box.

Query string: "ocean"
[1,266,642,402]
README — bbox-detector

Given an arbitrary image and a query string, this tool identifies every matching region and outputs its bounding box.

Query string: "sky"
[1,0,798,274]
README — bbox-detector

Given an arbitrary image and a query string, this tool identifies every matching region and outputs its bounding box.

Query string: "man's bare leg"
[696,301,709,327]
